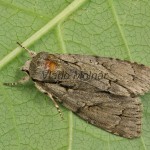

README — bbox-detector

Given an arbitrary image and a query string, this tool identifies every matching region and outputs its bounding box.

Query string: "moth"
[4,42,150,139]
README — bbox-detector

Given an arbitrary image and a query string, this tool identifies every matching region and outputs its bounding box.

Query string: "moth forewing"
[33,82,142,138]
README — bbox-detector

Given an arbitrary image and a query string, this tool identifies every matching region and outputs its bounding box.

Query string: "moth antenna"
[3,82,18,86]
[48,93,64,120]
[35,83,64,119]
[17,42,36,57]
[3,76,30,87]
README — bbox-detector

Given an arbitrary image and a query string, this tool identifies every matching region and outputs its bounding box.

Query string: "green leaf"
[0,0,150,149]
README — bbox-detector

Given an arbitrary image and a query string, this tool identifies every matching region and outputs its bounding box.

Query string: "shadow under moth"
[4,42,150,139]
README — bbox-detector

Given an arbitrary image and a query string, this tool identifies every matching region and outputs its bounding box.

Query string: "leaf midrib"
[0,0,87,70]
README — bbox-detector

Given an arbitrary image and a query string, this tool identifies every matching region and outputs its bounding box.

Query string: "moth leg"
[47,93,64,120]
[34,83,63,119]
[3,75,30,86]
[17,42,36,57]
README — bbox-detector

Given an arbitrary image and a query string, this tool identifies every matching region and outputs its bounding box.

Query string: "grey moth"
[4,42,150,138]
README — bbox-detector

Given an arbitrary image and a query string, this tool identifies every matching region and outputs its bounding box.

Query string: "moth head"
[27,52,62,82]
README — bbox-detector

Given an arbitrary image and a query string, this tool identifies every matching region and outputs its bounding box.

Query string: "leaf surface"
[0,0,150,150]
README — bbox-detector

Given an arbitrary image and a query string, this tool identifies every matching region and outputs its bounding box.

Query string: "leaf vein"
[0,0,87,70]
[108,0,132,60]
